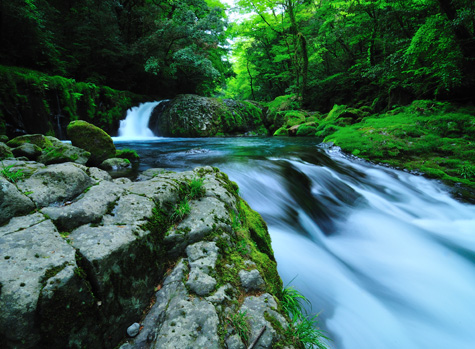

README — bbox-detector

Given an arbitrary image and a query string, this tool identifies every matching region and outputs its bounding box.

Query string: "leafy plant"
[189,176,205,199]
[171,199,191,222]
[227,310,252,345]
[460,163,475,179]
[282,285,330,349]
[1,163,24,184]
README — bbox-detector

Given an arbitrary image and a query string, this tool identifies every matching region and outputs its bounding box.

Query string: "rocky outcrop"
[151,94,268,137]
[0,160,294,348]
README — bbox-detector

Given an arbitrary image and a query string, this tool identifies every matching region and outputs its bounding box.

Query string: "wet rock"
[155,94,267,137]
[239,269,265,292]
[100,157,132,171]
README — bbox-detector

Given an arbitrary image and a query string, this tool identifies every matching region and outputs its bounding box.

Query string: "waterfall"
[115,101,163,140]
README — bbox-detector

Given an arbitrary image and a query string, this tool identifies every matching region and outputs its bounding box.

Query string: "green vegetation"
[226,310,252,345]
[226,0,475,111]
[322,101,475,188]
[0,65,144,136]
[171,199,191,222]
[116,148,140,162]
[1,162,24,185]
[282,286,330,349]
[0,0,230,98]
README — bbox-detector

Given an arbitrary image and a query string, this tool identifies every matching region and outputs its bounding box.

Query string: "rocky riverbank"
[0,134,298,348]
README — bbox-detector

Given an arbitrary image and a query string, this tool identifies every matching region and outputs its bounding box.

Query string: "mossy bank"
[0,65,147,139]
[271,96,475,190]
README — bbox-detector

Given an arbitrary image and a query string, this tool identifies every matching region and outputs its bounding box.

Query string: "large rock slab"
[0,217,77,347]
[41,180,125,231]
[69,223,164,346]
[17,162,93,207]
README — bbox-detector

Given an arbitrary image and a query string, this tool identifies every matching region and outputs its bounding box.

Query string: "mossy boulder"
[152,94,268,137]
[6,134,53,149]
[67,120,116,165]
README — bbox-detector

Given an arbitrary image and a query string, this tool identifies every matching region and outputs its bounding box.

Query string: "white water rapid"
[116,101,162,140]
[232,148,475,349]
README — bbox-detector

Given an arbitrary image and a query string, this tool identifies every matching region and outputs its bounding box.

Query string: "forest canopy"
[225,0,475,111]
[1,0,474,111]
[0,0,232,97]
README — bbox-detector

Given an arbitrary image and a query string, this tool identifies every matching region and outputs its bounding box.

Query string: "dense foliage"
[0,0,232,97]
[225,0,475,111]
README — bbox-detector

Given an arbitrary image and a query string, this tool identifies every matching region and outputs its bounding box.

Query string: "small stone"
[239,269,265,292]
[127,323,140,337]
[186,269,217,296]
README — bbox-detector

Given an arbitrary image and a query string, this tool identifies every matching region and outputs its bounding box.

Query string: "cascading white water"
[116,101,161,139]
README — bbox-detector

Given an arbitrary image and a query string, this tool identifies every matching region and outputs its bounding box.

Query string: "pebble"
[127,322,140,337]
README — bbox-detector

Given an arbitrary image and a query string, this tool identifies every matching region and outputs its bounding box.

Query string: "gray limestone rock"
[239,294,289,348]
[41,180,125,230]
[239,269,265,292]
[17,162,93,207]
[87,166,113,182]
[0,218,77,348]
[124,176,180,210]
[11,142,42,160]
[186,241,219,273]
[186,269,217,296]
[226,333,246,349]
[206,284,232,304]
[102,193,155,226]
[165,196,231,256]
[0,177,35,225]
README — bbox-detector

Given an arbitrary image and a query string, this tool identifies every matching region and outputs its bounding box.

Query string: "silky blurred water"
[114,136,475,349]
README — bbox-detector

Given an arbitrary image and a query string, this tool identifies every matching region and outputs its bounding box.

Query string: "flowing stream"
[113,105,475,349]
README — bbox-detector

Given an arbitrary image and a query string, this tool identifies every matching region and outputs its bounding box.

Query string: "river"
[112,105,475,349]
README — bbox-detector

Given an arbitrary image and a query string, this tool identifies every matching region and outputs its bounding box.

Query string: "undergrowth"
[282,285,330,349]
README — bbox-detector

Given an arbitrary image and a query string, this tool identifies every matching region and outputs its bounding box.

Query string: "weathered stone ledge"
[0,159,294,348]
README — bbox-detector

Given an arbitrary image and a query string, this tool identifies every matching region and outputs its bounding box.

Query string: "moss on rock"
[67,120,116,165]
